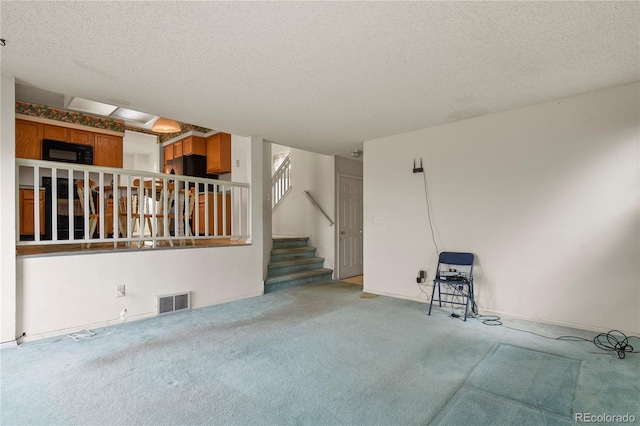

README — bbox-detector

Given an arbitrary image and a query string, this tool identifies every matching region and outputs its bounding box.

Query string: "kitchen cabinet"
[16,118,124,167]
[69,129,94,146]
[104,198,115,236]
[43,124,94,146]
[206,133,231,174]
[19,188,45,236]
[196,193,232,236]
[173,140,183,158]
[94,134,123,168]
[164,144,175,164]
[43,124,68,141]
[182,136,207,156]
[163,136,207,171]
[15,119,43,160]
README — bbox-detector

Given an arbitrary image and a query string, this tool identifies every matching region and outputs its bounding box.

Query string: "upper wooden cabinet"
[94,134,123,168]
[206,133,231,174]
[164,144,175,162]
[43,124,68,142]
[69,129,94,146]
[16,118,123,168]
[41,124,94,146]
[182,136,207,156]
[16,119,43,160]
[163,135,207,171]
[173,140,183,158]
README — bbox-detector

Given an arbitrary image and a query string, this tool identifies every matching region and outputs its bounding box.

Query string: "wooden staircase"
[265,237,333,293]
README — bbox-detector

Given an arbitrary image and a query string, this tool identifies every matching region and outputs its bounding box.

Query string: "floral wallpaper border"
[16,100,211,143]
[15,101,125,133]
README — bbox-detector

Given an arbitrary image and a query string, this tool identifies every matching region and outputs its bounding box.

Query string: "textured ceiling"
[1,1,638,158]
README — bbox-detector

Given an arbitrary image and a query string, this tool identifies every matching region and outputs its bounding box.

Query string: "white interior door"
[338,175,363,279]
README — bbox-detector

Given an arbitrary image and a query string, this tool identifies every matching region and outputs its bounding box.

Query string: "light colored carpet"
[1,281,638,425]
[432,344,582,425]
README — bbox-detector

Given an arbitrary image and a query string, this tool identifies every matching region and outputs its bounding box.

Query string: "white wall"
[16,246,263,339]
[122,130,159,173]
[364,82,640,335]
[272,148,335,272]
[0,74,17,343]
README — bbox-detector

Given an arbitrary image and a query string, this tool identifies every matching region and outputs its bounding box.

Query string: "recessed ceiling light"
[111,107,158,125]
[67,97,118,116]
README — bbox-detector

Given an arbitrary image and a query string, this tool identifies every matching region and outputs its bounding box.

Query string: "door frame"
[335,173,364,280]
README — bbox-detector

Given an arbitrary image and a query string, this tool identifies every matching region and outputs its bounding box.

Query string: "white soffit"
[66,97,118,117]
[110,108,158,125]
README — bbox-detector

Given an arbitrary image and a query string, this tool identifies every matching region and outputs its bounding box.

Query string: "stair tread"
[265,268,333,284]
[271,247,315,254]
[273,236,310,241]
[269,257,324,268]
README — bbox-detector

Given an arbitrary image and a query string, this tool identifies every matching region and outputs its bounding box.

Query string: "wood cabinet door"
[206,133,231,174]
[105,199,115,235]
[181,137,193,155]
[197,193,231,235]
[174,140,183,158]
[164,144,174,162]
[69,129,94,146]
[20,189,45,236]
[43,124,69,141]
[94,134,123,168]
[182,136,206,156]
[15,119,43,160]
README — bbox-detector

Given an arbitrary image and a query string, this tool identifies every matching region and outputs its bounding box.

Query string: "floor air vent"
[157,292,191,315]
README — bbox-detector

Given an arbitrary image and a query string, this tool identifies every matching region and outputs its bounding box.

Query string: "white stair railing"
[272,154,291,211]
[15,158,251,248]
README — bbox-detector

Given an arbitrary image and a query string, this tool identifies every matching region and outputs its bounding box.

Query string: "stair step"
[265,268,333,285]
[264,268,334,293]
[272,237,310,249]
[268,257,325,275]
[270,246,317,262]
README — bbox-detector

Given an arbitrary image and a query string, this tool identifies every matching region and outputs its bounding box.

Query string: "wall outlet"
[116,285,125,298]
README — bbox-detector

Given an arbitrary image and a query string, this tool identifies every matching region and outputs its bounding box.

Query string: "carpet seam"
[425,342,499,424]
[462,382,575,422]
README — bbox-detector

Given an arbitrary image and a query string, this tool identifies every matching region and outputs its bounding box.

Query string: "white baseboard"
[363,288,639,336]
[478,308,640,337]
[0,340,18,349]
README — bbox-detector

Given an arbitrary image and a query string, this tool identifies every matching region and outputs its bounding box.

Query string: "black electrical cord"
[593,330,638,359]
[472,308,639,359]
[421,171,439,256]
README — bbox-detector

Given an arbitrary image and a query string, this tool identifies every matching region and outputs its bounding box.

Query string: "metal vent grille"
[157,292,191,315]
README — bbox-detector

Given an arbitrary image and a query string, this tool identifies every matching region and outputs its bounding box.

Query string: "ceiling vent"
[157,292,191,315]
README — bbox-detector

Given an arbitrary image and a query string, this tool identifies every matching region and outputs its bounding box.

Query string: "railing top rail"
[271,154,291,183]
[16,158,250,188]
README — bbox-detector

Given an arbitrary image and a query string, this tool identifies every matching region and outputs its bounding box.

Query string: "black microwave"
[42,139,93,165]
